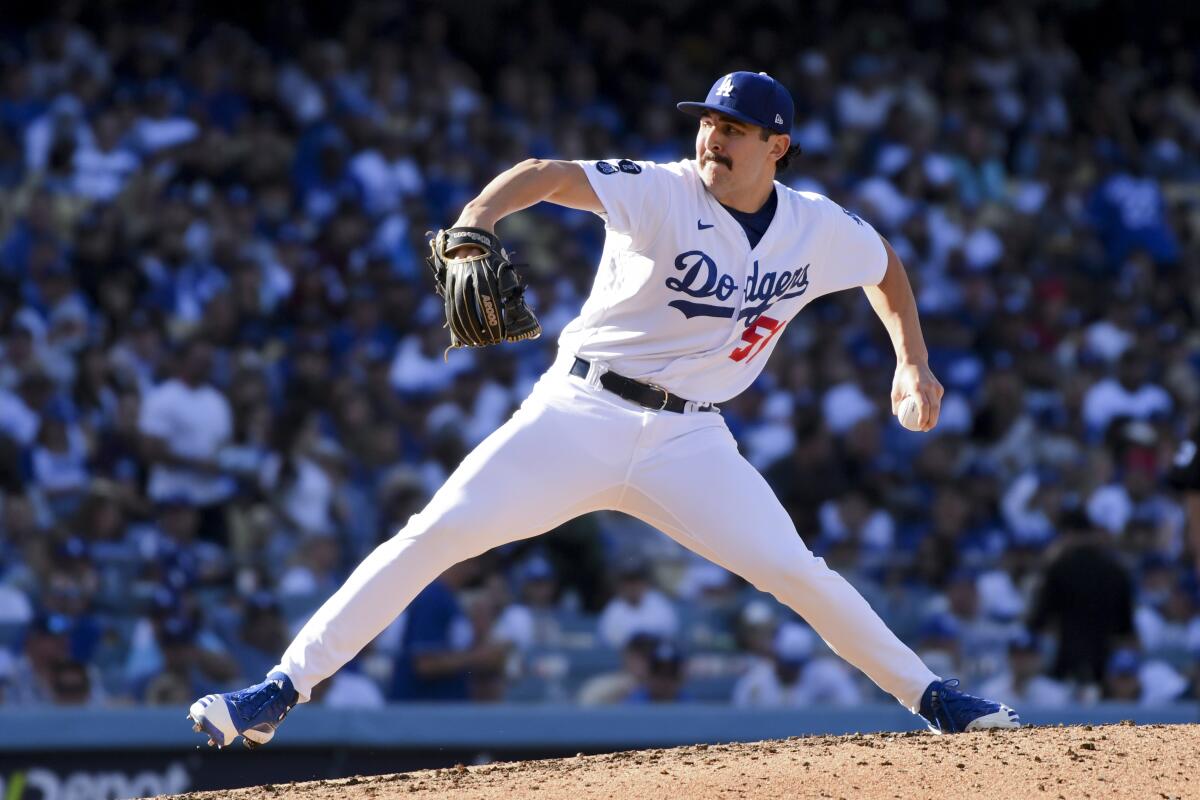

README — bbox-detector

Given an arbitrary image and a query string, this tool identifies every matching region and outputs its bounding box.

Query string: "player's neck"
[709,177,776,214]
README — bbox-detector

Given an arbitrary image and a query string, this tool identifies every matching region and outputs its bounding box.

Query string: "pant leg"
[622,418,937,711]
[275,377,639,700]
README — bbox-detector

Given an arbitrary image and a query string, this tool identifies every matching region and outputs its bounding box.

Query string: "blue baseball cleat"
[188,671,299,749]
[918,678,1020,734]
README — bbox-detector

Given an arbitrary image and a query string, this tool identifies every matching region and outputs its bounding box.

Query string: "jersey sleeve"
[575,159,674,252]
[815,199,888,294]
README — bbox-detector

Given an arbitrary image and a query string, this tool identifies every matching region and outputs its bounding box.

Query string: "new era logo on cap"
[677,71,794,135]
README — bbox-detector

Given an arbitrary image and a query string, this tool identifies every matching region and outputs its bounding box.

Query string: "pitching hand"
[891,361,944,432]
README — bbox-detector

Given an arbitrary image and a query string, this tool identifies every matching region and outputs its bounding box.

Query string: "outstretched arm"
[862,236,944,431]
[453,159,603,232]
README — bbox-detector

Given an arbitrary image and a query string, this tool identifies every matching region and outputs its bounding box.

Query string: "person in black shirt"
[1028,518,1136,685]
[1167,422,1200,575]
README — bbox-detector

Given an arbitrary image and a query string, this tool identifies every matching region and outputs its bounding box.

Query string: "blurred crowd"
[0,0,1199,712]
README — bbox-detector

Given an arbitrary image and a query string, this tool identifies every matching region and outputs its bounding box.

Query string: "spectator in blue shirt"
[390,559,507,701]
[625,639,691,704]
[1087,158,1179,267]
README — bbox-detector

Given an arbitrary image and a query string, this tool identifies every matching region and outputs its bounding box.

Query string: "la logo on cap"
[715,75,735,97]
[775,113,783,125]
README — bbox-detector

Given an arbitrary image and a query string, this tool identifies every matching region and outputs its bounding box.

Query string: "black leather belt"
[569,357,717,414]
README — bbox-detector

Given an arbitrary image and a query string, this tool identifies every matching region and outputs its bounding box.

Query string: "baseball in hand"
[897,396,922,431]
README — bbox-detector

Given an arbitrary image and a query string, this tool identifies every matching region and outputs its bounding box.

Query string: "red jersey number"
[729,315,784,363]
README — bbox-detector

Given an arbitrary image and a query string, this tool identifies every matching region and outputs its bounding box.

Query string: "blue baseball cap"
[1106,648,1141,677]
[678,71,794,135]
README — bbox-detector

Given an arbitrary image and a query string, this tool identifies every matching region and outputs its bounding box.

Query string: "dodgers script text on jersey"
[561,159,887,403]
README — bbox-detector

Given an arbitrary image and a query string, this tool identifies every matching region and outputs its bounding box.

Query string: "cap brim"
[677,102,778,132]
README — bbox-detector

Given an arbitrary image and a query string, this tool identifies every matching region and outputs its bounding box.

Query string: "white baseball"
[897,395,923,431]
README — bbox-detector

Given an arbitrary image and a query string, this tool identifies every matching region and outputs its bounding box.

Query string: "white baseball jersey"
[559,158,888,403]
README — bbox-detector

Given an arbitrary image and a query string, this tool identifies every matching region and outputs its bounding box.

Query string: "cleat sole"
[188,698,233,748]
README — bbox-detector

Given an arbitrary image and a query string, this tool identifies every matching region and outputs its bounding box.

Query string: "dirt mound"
[166,722,1199,800]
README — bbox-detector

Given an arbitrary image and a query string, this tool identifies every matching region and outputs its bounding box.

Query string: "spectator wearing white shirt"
[816,488,895,569]
[1001,467,1066,548]
[1102,647,1189,706]
[1134,571,1200,656]
[978,631,1072,709]
[23,94,94,172]
[492,554,563,651]
[598,556,679,649]
[269,421,346,540]
[924,569,1023,685]
[137,338,235,539]
[71,113,139,201]
[1082,352,1173,437]
[835,56,896,132]
[820,380,876,436]
[277,534,342,602]
[309,661,386,709]
[1082,315,1135,364]
[129,87,199,155]
[732,623,862,708]
[0,370,52,448]
[29,404,89,520]
[348,123,424,217]
[389,326,473,396]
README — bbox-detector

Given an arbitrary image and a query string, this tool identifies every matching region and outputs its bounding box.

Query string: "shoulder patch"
[595,161,618,175]
[617,159,642,175]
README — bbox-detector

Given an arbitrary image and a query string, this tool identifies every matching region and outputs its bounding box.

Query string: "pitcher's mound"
[167,722,1198,800]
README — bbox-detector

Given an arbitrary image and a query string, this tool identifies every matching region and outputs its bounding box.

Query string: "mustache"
[703,152,732,169]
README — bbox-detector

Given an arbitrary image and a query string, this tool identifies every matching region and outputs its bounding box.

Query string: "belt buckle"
[644,382,670,411]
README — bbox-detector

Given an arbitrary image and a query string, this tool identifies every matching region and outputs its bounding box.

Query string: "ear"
[770,134,791,163]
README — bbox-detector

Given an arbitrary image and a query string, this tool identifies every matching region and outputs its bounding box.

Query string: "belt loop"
[586,360,604,390]
[571,355,603,390]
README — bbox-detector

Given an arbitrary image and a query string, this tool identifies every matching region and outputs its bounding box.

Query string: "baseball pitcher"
[190,71,1019,748]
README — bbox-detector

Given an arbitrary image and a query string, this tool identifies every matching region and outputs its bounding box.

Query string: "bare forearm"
[456,159,598,230]
[413,643,509,677]
[862,237,928,366]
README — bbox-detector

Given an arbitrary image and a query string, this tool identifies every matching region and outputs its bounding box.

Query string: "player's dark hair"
[761,127,802,173]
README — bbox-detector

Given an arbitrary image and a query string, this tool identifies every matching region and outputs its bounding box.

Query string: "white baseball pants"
[274,352,937,710]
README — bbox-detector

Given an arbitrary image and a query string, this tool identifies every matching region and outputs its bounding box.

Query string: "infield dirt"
[163,722,1199,800]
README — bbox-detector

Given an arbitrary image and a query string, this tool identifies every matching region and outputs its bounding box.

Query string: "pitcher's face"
[695,111,782,197]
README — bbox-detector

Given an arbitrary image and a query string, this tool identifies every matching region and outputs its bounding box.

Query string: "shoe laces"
[233,677,296,723]
[924,678,970,731]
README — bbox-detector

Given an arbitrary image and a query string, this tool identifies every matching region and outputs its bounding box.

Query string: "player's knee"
[386,504,487,559]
